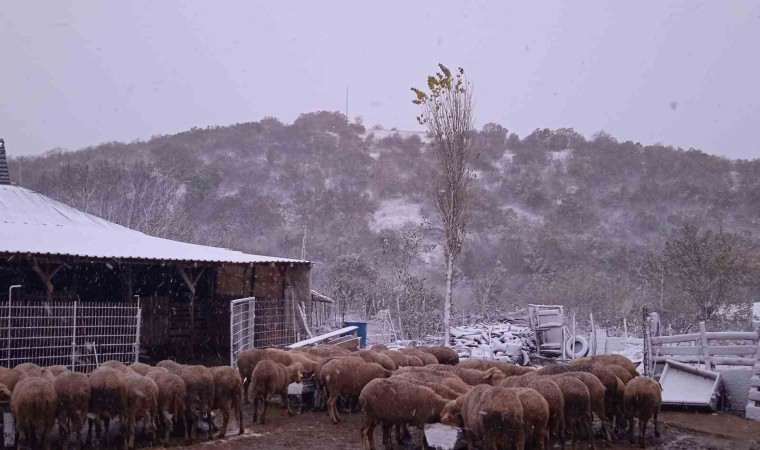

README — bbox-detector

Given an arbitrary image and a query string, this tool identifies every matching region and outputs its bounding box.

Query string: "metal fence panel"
[0,300,141,372]
[229,296,295,369]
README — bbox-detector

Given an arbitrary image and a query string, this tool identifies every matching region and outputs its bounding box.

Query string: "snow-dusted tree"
[412,64,475,346]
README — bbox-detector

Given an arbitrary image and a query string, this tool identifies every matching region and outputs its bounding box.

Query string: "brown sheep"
[312,355,364,411]
[236,348,266,402]
[405,354,424,367]
[538,365,613,441]
[124,371,160,449]
[573,354,638,379]
[455,385,525,450]
[379,350,408,368]
[391,371,461,400]
[359,377,450,450]
[100,360,131,374]
[508,387,550,450]
[210,366,244,438]
[624,377,662,448]
[399,348,438,365]
[0,366,24,391]
[146,369,187,445]
[553,371,609,442]
[179,365,216,443]
[11,376,58,450]
[551,376,595,450]
[320,358,391,424]
[156,359,184,376]
[299,346,350,358]
[54,370,91,450]
[356,349,396,371]
[426,364,506,386]
[87,366,128,449]
[14,362,43,377]
[393,369,471,396]
[500,375,565,447]
[458,359,536,376]
[369,344,389,352]
[607,364,634,385]
[417,345,460,365]
[0,383,10,402]
[128,362,154,376]
[47,365,70,377]
[250,359,303,425]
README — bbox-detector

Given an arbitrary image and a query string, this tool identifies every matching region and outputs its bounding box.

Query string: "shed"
[0,140,312,365]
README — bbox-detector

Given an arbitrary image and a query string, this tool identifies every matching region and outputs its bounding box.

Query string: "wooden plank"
[651,331,760,345]
[654,355,756,366]
[287,326,358,348]
[658,345,759,356]
[651,333,701,345]
[658,346,701,356]
[705,345,760,356]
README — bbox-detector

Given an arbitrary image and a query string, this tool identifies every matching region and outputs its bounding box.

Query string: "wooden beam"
[31,257,61,301]
[177,266,205,361]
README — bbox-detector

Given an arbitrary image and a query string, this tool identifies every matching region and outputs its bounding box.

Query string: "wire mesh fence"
[0,300,141,372]
[229,296,295,368]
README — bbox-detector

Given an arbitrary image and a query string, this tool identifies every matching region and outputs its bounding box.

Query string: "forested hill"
[10,111,760,330]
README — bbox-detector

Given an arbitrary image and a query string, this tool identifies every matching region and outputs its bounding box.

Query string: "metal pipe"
[71,301,77,370]
[6,285,21,367]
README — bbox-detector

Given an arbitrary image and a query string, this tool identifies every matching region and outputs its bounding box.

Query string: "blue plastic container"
[344,321,368,348]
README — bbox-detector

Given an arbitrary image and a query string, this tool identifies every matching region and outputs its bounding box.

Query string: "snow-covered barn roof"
[0,184,308,265]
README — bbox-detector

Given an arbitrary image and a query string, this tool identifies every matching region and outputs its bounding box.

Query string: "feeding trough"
[423,423,465,450]
[660,359,722,411]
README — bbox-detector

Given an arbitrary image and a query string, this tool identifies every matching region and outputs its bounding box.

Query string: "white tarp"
[0,185,306,264]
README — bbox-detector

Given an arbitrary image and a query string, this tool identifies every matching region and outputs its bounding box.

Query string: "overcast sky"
[1,1,759,159]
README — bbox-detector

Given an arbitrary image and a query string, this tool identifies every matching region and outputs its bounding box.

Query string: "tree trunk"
[444,254,454,347]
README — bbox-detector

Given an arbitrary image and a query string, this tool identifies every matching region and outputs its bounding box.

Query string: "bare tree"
[657,224,747,322]
[412,64,475,346]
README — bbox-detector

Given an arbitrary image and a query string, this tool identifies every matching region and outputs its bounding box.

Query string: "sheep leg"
[653,411,660,438]
[359,413,374,450]
[381,423,394,450]
[515,425,526,450]
[283,392,295,416]
[217,406,230,438]
[627,416,635,445]
[252,395,260,424]
[127,414,135,450]
[638,417,648,448]
[235,397,245,435]
[260,395,271,424]
[394,424,403,444]
[327,392,340,424]
[586,414,596,450]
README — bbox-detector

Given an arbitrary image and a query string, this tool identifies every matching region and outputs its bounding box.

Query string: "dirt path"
[144,403,760,450]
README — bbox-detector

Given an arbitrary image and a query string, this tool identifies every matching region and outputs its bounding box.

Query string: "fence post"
[70,301,77,370]
[133,301,142,364]
[700,321,712,371]
[230,301,235,368]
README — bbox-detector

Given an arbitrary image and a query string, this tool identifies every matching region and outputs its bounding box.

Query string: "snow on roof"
[0,185,308,265]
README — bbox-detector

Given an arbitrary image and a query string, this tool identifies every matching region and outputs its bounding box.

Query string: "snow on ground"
[370,198,423,232]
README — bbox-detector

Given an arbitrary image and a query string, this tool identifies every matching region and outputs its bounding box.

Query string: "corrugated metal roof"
[0,185,308,265]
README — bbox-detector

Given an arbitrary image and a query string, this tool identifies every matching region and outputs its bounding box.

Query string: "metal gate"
[230,297,255,369]
[1,300,142,372]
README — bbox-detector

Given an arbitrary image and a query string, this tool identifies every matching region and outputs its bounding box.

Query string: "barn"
[0,140,311,368]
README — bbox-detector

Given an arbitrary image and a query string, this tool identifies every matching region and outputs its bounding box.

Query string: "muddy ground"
[138,400,760,450]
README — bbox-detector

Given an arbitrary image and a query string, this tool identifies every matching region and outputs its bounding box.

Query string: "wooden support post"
[178,266,205,361]
[31,258,62,302]
[700,321,713,371]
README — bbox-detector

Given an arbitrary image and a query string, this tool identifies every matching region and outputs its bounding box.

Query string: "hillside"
[10,111,760,335]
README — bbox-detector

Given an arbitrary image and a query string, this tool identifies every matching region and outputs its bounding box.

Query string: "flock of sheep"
[238,344,662,450]
[0,360,243,450]
[0,344,662,450]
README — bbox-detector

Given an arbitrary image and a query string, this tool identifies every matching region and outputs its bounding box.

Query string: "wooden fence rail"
[649,321,759,370]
